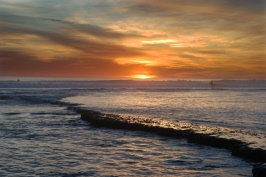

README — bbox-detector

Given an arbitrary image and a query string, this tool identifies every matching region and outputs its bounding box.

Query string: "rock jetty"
[78,109,266,163]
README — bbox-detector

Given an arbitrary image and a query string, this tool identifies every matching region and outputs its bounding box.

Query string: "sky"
[0,0,265,79]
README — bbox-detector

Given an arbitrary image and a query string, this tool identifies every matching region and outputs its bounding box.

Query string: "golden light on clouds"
[141,39,176,44]
[115,58,155,66]
[0,0,265,79]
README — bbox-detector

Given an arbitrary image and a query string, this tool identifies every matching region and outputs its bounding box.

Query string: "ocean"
[0,79,265,176]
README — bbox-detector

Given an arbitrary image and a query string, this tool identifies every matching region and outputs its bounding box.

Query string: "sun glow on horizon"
[132,74,155,79]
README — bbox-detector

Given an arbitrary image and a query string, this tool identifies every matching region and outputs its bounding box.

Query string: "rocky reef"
[252,164,266,177]
[78,109,266,163]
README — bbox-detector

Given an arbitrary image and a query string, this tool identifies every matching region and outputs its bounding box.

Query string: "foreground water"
[0,79,265,176]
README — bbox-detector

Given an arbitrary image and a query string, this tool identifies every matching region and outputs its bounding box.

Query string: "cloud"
[126,0,265,35]
[179,54,204,61]
[0,11,146,77]
[1,14,142,39]
[0,0,265,79]
[128,0,265,16]
[0,50,144,77]
[0,15,143,59]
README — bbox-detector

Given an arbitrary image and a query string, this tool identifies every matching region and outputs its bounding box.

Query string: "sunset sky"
[0,0,265,79]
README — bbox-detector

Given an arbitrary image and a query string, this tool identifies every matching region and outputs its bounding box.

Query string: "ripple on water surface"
[0,107,253,177]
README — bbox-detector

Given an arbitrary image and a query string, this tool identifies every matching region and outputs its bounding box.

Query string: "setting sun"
[132,75,155,79]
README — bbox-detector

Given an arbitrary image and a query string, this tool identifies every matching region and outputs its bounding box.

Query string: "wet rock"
[80,110,266,163]
[232,146,266,162]
[252,164,266,177]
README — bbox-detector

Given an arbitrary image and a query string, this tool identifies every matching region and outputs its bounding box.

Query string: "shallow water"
[0,80,265,176]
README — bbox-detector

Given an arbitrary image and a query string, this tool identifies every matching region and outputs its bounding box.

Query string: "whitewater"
[0,79,265,176]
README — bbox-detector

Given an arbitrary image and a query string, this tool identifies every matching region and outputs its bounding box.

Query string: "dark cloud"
[179,54,204,61]
[127,0,265,33]
[1,48,264,79]
[129,0,266,15]
[0,50,146,78]
[0,14,142,39]
[195,50,227,55]
[0,24,142,58]
[0,12,146,77]
[0,50,50,76]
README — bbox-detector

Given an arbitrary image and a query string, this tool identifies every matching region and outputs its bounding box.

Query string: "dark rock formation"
[252,164,266,177]
[79,109,266,163]
[232,146,266,162]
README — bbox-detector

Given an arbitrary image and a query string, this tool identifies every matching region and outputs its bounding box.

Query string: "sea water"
[0,79,265,176]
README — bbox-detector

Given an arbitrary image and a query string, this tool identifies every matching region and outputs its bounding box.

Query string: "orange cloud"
[0,0,265,79]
